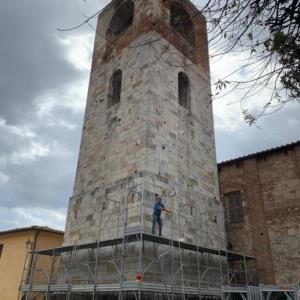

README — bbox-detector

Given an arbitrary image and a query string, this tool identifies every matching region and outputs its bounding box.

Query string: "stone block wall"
[64,0,225,250]
[60,0,226,290]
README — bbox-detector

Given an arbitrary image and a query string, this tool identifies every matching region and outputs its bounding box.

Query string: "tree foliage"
[201,0,300,124]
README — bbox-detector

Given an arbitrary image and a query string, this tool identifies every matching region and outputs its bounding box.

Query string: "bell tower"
[64,0,225,250]
[20,2,263,299]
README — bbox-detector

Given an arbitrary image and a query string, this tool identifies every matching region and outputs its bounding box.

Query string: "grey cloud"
[1,155,75,208]
[0,0,104,124]
[215,102,300,162]
[0,116,82,209]
[0,0,299,231]
[0,0,106,230]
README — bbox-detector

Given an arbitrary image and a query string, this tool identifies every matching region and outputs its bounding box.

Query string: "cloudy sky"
[0,0,299,231]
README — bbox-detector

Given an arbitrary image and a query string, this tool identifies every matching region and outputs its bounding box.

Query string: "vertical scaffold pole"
[197,244,201,300]
[243,255,248,288]
[18,243,31,300]
[92,240,100,300]
[66,243,76,300]
[225,250,230,287]
[46,248,56,300]
[197,208,201,300]
[170,192,175,300]
[179,244,185,300]
[138,184,145,300]
[219,249,225,300]
[119,189,129,300]
[25,250,37,300]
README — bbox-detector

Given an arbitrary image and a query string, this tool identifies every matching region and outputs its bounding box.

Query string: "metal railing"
[20,182,259,300]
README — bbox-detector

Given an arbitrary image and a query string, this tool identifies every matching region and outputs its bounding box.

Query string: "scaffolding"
[19,182,296,300]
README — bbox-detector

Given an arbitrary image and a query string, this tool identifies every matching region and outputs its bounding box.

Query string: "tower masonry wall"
[64,0,225,251]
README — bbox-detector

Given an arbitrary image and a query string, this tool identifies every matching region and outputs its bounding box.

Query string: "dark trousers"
[152,214,162,236]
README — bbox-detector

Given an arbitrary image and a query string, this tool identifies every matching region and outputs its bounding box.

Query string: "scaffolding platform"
[20,280,297,299]
[21,231,259,299]
[21,281,222,295]
[35,231,256,262]
[19,183,297,299]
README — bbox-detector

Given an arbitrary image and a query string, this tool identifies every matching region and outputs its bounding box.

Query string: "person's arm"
[160,203,171,213]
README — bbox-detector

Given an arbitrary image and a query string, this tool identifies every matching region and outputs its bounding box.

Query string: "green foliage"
[203,0,300,123]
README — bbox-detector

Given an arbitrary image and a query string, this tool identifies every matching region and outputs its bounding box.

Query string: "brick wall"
[218,143,300,288]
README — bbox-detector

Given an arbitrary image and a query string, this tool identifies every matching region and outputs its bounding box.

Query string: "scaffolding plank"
[21,282,222,296]
[35,232,255,261]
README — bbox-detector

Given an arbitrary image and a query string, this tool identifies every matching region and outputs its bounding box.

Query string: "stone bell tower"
[64,0,225,249]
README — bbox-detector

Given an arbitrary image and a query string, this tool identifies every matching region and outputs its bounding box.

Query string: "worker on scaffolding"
[152,194,169,236]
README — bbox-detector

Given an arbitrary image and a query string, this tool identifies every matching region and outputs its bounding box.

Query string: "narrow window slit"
[178,72,190,110]
[108,69,122,106]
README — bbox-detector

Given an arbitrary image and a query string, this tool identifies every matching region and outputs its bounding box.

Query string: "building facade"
[0,226,63,300]
[218,141,300,289]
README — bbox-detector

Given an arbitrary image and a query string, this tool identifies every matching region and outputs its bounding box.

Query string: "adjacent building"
[0,226,63,300]
[218,141,300,289]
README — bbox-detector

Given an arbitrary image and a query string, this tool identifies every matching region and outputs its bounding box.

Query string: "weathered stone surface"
[64,0,224,249]
[62,0,225,289]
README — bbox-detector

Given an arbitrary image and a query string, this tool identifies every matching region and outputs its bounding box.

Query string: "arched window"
[170,2,195,47]
[108,70,122,106]
[178,72,190,110]
[106,0,134,39]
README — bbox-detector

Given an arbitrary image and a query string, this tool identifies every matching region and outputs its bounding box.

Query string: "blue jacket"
[153,202,165,216]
